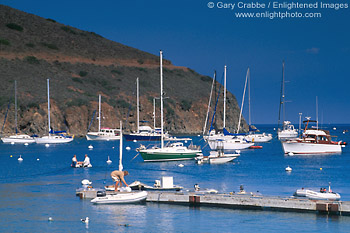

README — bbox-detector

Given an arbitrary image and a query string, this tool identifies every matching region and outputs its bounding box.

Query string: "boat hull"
[282,141,342,154]
[278,131,299,140]
[295,189,341,201]
[1,135,35,143]
[208,139,254,150]
[124,134,161,141]
[86,133,120,141]
[35,136,73,144]
[139,149,201,162]
[243,134,273,143]
[91,191,148,204]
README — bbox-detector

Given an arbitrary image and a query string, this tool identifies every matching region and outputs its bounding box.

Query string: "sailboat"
[124,78,166,141]
[91,121,148,204]
[1,81,35,144]
[206,65,254,150]
[277,62,298,140]
[240,68,272,143]
[34,79,73,144]
[138,50,202,161]
[86,94,121,140]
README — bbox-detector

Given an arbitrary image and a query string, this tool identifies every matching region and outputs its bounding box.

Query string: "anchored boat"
[282,118,346,154]
[294,183,341,201]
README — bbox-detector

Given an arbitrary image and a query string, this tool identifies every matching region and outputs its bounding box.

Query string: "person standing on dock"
[110,170,129,191]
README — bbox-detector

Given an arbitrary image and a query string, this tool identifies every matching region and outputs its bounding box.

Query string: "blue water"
[1,125,350,232]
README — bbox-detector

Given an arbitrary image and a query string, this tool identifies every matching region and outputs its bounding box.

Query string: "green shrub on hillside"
[137,59,144,65]
[201,76,212,82]
[28,102,40,109]
[61,26,77,35]
[25,56,40,64]
[46,18,56,23]
[79,71,88,77]
[0,38,10,45]
[111,69,123,75]
[25,43,35,48]
[66,98,88,107]
[72,77,83,83]
[180,100,192,111]
[41,42,58,50]
[6,23,23,31]
[117,99,130,109]
[166,106,175,117]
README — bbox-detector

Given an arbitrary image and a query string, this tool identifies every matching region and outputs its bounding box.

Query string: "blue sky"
[2,0,350,124]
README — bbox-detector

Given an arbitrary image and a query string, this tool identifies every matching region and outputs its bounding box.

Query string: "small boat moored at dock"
[294,185,341,201]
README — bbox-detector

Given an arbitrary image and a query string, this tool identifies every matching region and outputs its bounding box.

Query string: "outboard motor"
[97,190,106,197]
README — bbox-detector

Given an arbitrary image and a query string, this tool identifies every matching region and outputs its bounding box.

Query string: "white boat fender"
[24,143,29,146]
[11,142,15,145]
[88,145,93,149]
[45,144,50,147]
[81,179,92,185]
[48,217,53,221]
[126,146,131,151]
[133,140,137,142]
[81,217,89,223]
[178,164,184,167]
[288,152,294,156]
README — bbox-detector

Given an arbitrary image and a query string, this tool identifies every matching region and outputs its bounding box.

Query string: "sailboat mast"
[119,120,123,171]
[316,96,318,129]
[223,65,227,129]
[248,68,251,126]
[98,94,101,132]
[203,71,216,135]
[237,68,249,133]
[278,61,285,129]
[14,80,18,134]
[47,79,51,136]
[153,98,156,131]
[282,62,285,124]
[160,50,164,149]
[136,77,139,133]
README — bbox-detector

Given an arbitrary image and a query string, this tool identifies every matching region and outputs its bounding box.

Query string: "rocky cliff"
[0,4,248,136]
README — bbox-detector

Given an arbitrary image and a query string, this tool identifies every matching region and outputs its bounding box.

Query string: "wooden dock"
[76,189,350,215]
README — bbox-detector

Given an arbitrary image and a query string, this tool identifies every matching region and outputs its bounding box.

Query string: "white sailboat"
[240,68,272,143]
[196,141,240,164]
[277,62,298,140]
[138,50,202,161]
[91,121,148,204]
[35,79,73,144]
[206,66,254,150]
[1,81,35,144]
[86,94,121,141]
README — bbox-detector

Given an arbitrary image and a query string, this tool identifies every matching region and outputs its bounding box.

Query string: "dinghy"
[294,183,341,201]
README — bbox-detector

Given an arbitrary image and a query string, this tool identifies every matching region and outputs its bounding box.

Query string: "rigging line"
[87,110,96,133]
[277,61,285,129]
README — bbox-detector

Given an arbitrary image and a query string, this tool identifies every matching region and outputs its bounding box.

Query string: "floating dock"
[76,189,350,215]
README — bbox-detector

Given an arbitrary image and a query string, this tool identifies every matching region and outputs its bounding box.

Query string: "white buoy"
[133,140,137,143]
[288,152,294,156]
[45,144,50,147]
[81,217,89,223]
[285,166,292,172]
[48,217,53,221]
[126,146,131,151]
[273,128,276,130]
[11,142,15,145]
[18,155,23,161]
[24,143,29,146]
[37,158,40,161]
[333,127,336,130]
[185,140,188,143]
[107,156,112,164]
[178,164,184,167]
[88,145,93,149]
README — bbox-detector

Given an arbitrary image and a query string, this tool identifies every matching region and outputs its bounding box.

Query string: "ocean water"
[1,125,350,232]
